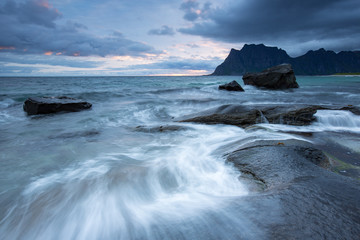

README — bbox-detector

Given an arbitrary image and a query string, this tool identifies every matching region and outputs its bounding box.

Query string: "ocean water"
[0,75,360,239]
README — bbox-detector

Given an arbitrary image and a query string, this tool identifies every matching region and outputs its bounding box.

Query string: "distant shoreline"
[332,73,360,76]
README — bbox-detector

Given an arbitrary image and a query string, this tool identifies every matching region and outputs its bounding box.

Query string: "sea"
[0,75,360,239]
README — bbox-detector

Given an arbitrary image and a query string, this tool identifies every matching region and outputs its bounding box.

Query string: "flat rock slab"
[243,64,299,89]
[226,139,360,239]
[23,96,92,115]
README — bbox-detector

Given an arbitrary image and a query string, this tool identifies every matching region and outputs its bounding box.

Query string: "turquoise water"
[0,76,360,239]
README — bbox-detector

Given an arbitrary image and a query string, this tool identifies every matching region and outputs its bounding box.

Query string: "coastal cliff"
[212,44,360,75]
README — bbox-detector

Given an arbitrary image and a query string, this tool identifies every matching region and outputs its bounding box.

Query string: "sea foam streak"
[1,124,258,239]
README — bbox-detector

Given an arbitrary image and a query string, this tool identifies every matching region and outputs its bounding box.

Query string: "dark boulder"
[23,96,92,115]
[243,64,299,89]
[219,80,244,91]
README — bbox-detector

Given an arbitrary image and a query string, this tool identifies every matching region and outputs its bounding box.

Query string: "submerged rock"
[23,96,92,115]
[134,125,187,133]
[243,63,299,89]
[219,80,244,91]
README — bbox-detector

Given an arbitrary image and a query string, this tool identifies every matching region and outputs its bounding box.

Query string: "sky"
[0,0,359,76]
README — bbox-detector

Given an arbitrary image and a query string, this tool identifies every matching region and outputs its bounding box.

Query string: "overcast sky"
[1,0,359,76]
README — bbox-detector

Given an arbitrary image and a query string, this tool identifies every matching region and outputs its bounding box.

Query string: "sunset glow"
[0,46,15,50]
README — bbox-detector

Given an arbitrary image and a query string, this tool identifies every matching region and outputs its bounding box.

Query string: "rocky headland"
[211,44,360,75]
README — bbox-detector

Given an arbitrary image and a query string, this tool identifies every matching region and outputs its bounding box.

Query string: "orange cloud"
[0,46,15,50]
[44,51,53,55]
[37,0,50,8]
[56,52,62,55]
[36,0,61,15]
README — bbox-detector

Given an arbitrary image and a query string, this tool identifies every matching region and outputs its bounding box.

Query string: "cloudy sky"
[1,0,359,76]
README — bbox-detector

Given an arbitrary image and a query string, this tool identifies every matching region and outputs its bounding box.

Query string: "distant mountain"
[211,44,360,75]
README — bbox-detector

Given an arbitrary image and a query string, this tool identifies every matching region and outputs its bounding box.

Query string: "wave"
[314,110,360,132]
[256,110,360,134]
[0,124,253,239]
[0,98,17,109]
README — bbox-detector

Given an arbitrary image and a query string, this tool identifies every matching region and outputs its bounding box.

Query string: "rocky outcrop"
[180,105,318,128]
[179,104,360,128]
[243,64,299,89]
[23,96,92,115]
[226,139,360,239]
[211,44,360,75]
[218,80,244,91]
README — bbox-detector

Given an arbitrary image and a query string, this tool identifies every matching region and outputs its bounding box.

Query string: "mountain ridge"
[211,44,360,75]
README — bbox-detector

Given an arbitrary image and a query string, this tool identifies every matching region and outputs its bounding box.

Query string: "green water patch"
[325,152,360,180]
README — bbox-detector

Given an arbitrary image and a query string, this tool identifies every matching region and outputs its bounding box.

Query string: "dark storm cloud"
[148,25,175,36]
[0,0,61,28]
[179,0,360,53]
[0,0,160,57]
[180,0,212,21]
[180,0,200,21]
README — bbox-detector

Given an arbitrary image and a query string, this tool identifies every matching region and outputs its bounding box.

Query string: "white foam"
[0,98,15,108]
[314,110,360,131]
[2,124,260,239]
[256,110,360,134]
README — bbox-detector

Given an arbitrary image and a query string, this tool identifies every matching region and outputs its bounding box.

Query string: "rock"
[23,96,92,115]
[218,80,244,91]
[226,139,360,239]
[179,104,318,128]
[339,105,360,115]
[134,125,187,133]
[243,64,299,89]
